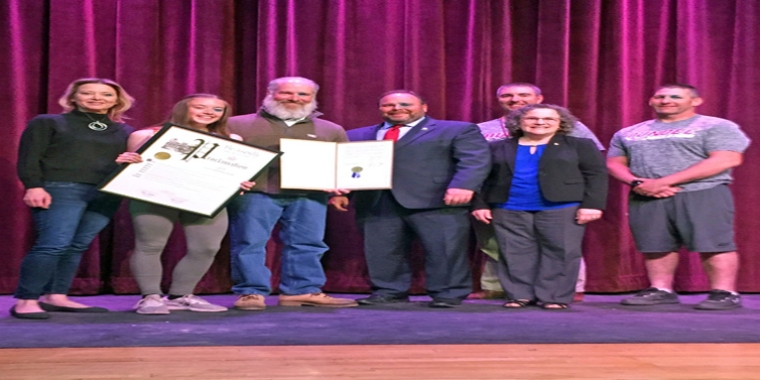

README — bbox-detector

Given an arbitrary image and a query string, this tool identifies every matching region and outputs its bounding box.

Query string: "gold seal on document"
[352,166,363,173]
[154,152,171,160]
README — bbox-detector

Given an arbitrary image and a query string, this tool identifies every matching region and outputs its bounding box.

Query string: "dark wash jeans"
[14,181,121,299]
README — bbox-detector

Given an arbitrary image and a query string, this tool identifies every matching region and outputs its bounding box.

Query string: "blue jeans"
[228,192,329,295]
[14,182,122,299]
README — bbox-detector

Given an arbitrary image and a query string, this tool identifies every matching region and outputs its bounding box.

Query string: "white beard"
[262,95,317,120]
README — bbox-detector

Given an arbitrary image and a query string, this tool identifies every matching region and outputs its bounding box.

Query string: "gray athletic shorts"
[628,185,736,253]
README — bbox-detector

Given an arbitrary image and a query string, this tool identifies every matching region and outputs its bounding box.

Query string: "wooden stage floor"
[1,343,759,379]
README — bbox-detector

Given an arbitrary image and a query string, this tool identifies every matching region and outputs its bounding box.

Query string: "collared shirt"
[283,117,307,127]
[376,116,427,140]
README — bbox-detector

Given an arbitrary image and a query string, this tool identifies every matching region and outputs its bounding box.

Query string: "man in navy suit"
[330,90,491,307]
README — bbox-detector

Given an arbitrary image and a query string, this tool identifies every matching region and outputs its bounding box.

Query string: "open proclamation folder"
[279,138,394,190]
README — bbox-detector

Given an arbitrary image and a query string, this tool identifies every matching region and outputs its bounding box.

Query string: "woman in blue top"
[472,104,607,309]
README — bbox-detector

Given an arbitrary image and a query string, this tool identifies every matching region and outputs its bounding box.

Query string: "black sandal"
[503,299,532,308]
[541,302,569,310]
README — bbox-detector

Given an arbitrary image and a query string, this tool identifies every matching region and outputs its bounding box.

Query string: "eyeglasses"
[380,103,417,109]
[522,117,560,123]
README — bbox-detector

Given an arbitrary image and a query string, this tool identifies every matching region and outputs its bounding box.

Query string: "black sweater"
[17,110,134,188]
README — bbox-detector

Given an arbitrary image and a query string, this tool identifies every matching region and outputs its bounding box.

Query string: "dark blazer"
[472,134,608,210]
[347,117,491,213]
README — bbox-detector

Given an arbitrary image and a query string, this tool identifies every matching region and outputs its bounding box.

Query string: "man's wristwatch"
[630,179,644,187]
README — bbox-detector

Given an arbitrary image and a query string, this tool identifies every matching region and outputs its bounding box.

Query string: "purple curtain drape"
[2,0,759,295]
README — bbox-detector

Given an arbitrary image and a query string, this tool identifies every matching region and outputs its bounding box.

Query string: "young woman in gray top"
[121,94,254,315]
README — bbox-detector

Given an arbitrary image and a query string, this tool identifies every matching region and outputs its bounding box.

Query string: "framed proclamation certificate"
[99,123,281,217]
[279,138,393,190]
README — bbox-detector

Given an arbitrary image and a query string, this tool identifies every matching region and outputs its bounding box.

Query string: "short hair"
[496,82,543,96]
[655,83,700,98]
[377,90,427,105]
[58,78,134,122]
[169,94,232,137]
[504,104,577,138]
[267,76,319,95]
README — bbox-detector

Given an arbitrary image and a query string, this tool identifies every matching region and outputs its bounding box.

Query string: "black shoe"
[357,295,409,305]
[39,302,109,313]
[694,290,742,310]
[620,287,679,306]
[10,306,50,320]
[429,298,462,308]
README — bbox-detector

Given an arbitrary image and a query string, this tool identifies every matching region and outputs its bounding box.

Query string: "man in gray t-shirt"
[607,83,750,310]
[470,82,604,301]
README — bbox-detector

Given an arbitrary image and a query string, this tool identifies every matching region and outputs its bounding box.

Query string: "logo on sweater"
[483,132,508,142]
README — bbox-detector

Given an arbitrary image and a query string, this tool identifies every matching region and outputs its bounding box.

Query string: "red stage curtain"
[2,0,759,295]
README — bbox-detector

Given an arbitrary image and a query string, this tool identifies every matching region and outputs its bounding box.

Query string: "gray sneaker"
[621,287,679,305]
[694,290,742,310]
[134,294,170,315]
[164,295,228,312]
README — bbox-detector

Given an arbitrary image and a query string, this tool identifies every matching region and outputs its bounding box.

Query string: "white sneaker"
[134,294,170,315]
[164,295,228,312]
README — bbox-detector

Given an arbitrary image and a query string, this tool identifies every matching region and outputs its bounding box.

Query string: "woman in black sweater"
[12,78,138,319]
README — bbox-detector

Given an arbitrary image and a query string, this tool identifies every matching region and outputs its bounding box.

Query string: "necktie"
[384,125,403,142]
